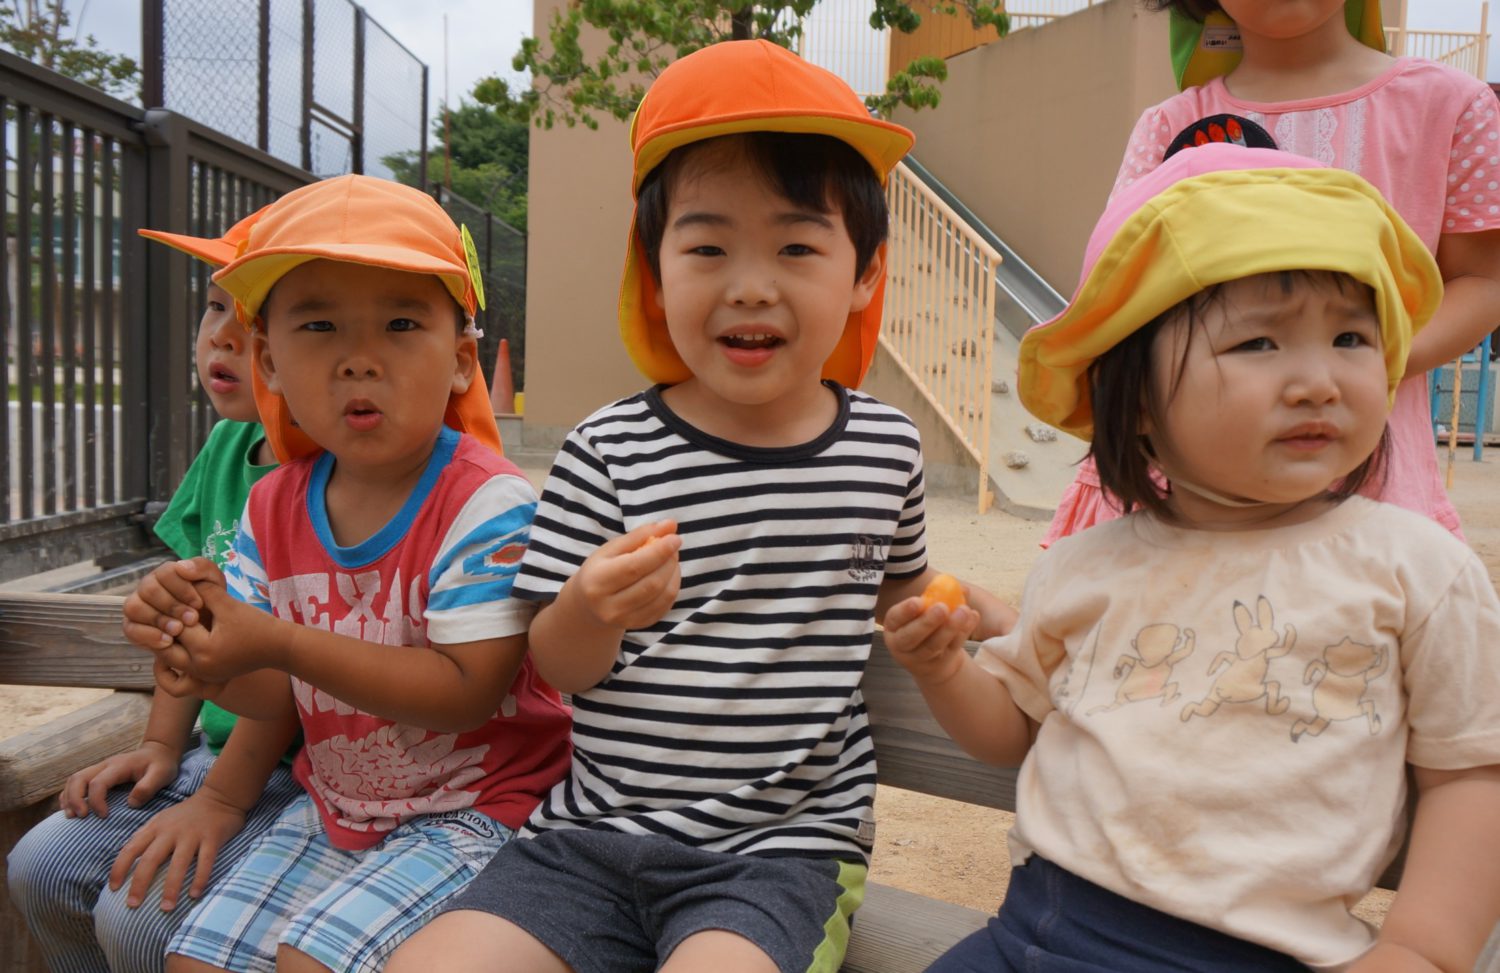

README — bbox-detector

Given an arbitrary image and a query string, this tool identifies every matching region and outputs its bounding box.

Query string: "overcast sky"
[63,0,1500,111]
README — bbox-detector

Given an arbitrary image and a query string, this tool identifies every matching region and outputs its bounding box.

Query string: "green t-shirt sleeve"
[153,420,273,564]
[150,420,278,754]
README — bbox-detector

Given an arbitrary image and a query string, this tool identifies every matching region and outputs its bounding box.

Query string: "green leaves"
[0,0,141,101]
[514,0,1010,129]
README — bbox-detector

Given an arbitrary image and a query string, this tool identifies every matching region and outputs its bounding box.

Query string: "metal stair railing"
[883,161,1003,512]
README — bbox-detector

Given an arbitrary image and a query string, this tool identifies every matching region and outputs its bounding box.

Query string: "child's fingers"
[599,520,678,557]
[59,761,109,818]
[107,829,149,893]
[133,569,199,628]
[153,654,205,698]
[175,556,226,588]
[122,617,175,650]
[123,590,183,642]
[83,762,134,819]
[155,561,206,611]
[188,839,220,901]
[604,532,682,592]
[155,841,196,911]
[126,761,175,809]
[127,835,172,909]
[882,596,928,634]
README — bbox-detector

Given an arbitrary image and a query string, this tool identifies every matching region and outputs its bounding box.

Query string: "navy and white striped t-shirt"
[513,382,929,862]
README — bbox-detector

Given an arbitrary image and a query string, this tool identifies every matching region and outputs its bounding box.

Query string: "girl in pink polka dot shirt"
[1045,0,1500,546]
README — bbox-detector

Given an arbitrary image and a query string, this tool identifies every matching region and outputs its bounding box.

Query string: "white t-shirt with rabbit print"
[979,495,1500,970]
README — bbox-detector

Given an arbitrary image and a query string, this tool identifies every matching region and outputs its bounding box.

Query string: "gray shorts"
[442,829,867,973]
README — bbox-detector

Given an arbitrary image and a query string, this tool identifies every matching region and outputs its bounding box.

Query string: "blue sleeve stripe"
[427,500,536,588]
[225,529,268,609]
[427,576,519,612]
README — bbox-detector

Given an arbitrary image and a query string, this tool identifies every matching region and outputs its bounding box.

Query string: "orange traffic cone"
[491,338,516,415]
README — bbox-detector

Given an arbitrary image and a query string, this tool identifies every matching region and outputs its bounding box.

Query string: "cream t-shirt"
[978,497,1500,969]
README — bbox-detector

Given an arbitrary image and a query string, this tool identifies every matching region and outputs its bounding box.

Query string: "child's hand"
[571,520,682,631]
[58,741,181,819]
[882,596,978,687]
[122,558,217,650]
[158,581,283,686]
[106,786,248,912]
[151,652,227,701]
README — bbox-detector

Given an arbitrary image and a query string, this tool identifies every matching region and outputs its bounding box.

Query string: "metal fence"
[2,49,312,583]
[433,186,527,406]
[143,0,429,183]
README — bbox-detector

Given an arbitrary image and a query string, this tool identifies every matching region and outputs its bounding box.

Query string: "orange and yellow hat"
[620,39,914,389]
[138,204,269,268]
[211,174,502,463]
[1017,143,1441,441]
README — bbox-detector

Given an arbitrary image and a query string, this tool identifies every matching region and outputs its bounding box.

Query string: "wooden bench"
[0,592,1420,973]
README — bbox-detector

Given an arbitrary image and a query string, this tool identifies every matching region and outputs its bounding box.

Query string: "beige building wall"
[521,0,646,446]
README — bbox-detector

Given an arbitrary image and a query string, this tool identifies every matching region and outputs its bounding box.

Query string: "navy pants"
[927,856,1311,972]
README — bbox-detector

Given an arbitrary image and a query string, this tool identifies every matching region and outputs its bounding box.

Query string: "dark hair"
[634,132,889,282]
[1142,0,1223,21]
[1086,270,1390,521]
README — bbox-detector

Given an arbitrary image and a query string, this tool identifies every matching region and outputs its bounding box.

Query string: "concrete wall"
[520,0,645,446]
[890,0,1176,291]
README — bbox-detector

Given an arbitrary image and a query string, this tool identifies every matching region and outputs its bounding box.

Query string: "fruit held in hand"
[920,574,966,611]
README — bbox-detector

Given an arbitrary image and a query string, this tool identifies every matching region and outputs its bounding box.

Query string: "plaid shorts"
[167,794,510,973]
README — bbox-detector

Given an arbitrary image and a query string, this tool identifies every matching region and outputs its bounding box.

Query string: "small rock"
[1003,451,1030,469]
[1025,423,1057,443]
[992,379,1009,395]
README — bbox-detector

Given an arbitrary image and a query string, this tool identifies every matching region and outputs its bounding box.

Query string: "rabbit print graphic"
[1062,595,1389,743]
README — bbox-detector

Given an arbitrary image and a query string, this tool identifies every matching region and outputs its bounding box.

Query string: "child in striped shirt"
[391,40,1014,973]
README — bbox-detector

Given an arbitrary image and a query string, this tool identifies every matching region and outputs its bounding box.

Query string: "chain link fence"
[435,186,526,406]
[143,0,525,404]
[147,0,428,182]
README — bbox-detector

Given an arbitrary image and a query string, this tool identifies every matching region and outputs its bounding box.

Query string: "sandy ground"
[4,446,1499,927]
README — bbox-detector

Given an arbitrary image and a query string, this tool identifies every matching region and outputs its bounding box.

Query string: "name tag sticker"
[1201,25,1242,52]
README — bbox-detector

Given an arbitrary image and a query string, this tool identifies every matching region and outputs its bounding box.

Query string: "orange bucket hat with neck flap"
[620,39,914,389]
[211,175,502,464]
[138,204,269,268]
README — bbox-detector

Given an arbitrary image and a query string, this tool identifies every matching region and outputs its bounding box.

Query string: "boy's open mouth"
[720,333,784,350]
[207,364,240,394]
[344,399,383,430]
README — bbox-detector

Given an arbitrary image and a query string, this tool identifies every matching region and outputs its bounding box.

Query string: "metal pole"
[142,109,192,500]
[443,13,452,189]
[301,0,314,172]
[1478,336,1493,462]
[353,5,366,174]
[420,65,430,190]
[258,0,271,152]
[1447,354,1463,487]
[142,0,165,107]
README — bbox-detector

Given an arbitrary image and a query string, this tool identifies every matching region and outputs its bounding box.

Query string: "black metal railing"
[1,49,311,582]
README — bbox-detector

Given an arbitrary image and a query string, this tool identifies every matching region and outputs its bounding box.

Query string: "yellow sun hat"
[1018,143,1442,441]
[620,39,914,389]
[211,174,501,463]
[1171,1,1385,91]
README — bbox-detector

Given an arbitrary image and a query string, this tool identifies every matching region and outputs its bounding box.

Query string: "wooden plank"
[0,691,151,811]
[864,633,1019,811]
[843,882,988,973]
[0,593,152,690]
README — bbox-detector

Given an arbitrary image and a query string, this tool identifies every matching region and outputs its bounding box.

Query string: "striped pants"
[6,741,301,973]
